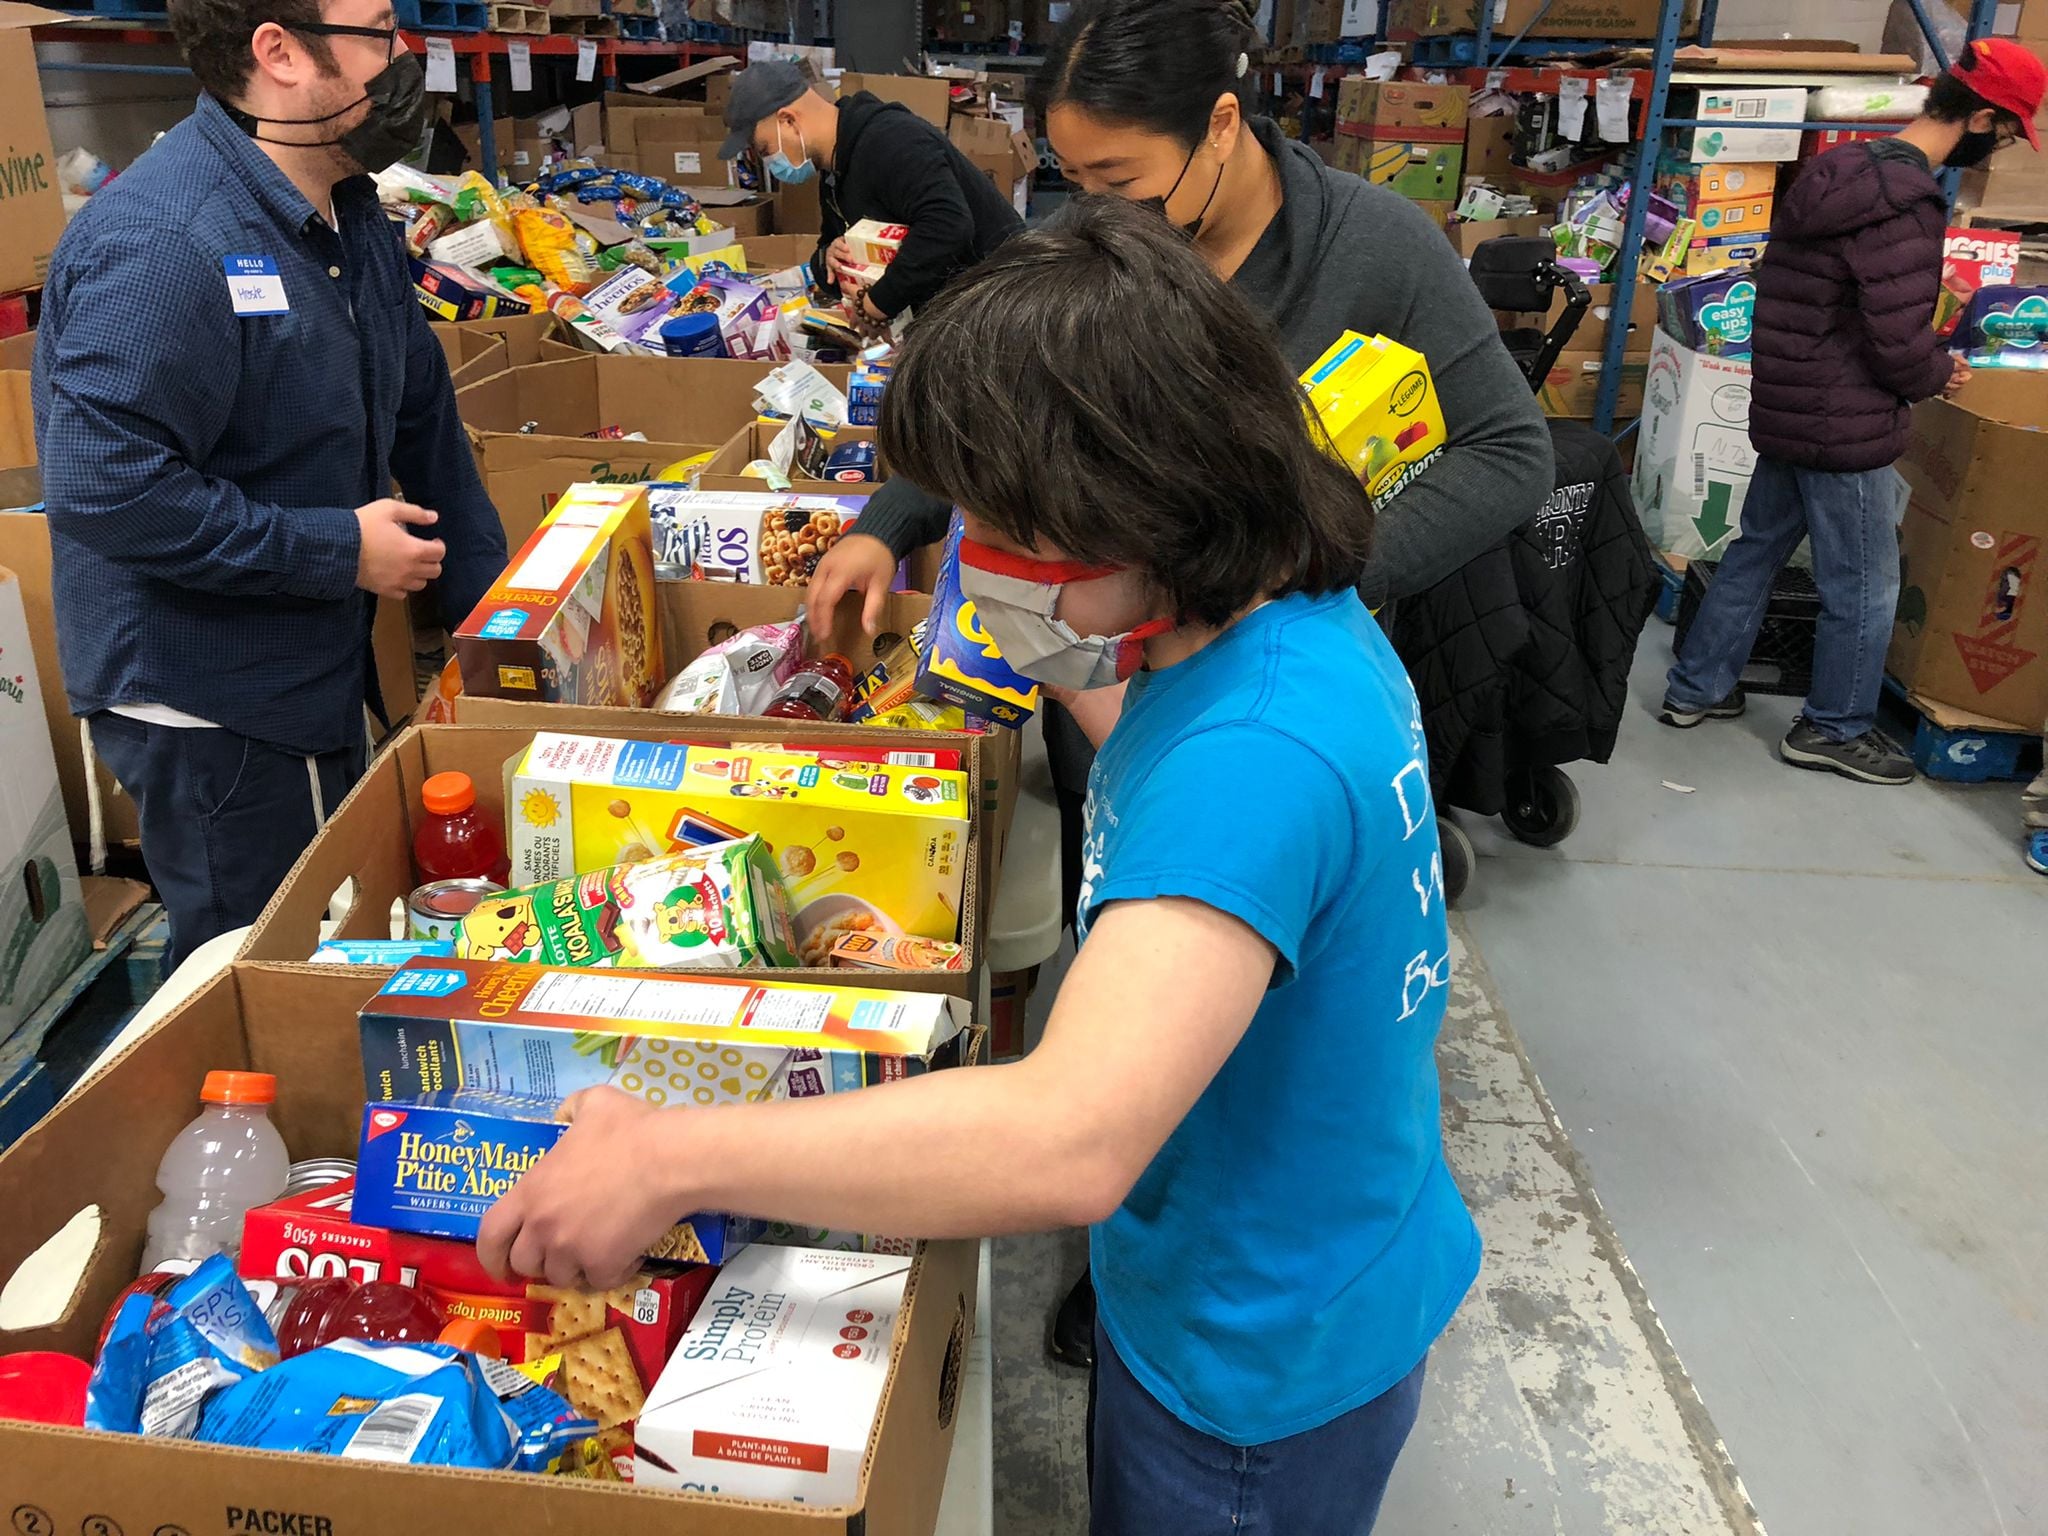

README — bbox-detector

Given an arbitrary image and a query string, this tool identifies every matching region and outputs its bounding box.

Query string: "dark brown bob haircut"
[876,194,1373,628]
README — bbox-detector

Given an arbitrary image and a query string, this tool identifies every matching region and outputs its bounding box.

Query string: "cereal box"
[1301,330,1446,510]
[454,484,665,707]
[454,836,799,971]
[358,957,974,1110]
[918,520,1041,728]
[830,932,967,972]
[508,732,969,955]
[635,1245,911,1501]
[353,1091,758,1261]
[646,487,871,585]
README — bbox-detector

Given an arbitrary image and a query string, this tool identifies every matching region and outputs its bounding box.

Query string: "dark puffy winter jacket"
[1393,424,1656,815]
[1748,142,1955,471]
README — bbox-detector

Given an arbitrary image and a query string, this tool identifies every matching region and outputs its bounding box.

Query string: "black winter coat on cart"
[1392,423,1657,816]
[811,93,1023,319]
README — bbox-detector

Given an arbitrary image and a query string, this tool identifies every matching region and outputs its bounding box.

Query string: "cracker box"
[359,957,974,1108]
[508,732,969,953]
[646,487,871,585]
[354,1091,760,1261]
[918,519,1042,729]
[454,483,665,707]
[1302,330,1447,510]
[635,1245,911,1501]
[845,219,908,267]
[454,836,800,971]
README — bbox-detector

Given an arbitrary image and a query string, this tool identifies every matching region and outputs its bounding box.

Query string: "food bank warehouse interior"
[0,0,2043,1531]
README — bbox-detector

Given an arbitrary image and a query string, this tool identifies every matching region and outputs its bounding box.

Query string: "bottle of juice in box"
[138,1072,290,1273]
[414,771,510,886]
[763,653,855,722]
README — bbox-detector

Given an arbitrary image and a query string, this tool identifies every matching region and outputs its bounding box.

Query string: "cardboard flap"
[0,3,76,30]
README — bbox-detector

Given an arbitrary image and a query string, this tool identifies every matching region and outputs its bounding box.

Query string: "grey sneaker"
[1657,686,1747,728]
[1779,721,1916,785]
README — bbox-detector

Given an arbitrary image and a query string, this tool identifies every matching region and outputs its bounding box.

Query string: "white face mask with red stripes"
[955,538,1174,692]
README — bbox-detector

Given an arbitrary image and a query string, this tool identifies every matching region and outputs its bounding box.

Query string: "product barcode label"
[345,1393,440,1462]
[1692,452,1707,499]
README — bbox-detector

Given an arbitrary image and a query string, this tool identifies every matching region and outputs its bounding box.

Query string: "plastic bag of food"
[654,619,803,714]
[86,1254,281,1438]
[514,206,599,295]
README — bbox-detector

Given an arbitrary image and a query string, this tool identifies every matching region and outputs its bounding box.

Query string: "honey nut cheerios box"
[509,731,969,962]
[453,483,666,707]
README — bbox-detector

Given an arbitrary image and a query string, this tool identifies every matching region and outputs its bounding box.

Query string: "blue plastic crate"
[1408,33,1637,65]
[617,14,660,39]
[392,0,485,30]
[89,0,168,14]
[1652,553,1685,624]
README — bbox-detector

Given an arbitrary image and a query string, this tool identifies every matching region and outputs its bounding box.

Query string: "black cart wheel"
[1439,815,1476,907]
[1502,765,1580,849]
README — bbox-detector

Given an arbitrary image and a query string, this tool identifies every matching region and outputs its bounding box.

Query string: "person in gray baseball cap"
[718,60,1021,327]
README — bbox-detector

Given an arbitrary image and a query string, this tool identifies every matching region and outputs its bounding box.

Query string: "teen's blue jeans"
[1667,456,1903,742]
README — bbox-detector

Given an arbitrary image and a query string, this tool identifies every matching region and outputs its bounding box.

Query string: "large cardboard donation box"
[0,6,69,296]
[1891,371,2048,731]
[1632,329,1757,561]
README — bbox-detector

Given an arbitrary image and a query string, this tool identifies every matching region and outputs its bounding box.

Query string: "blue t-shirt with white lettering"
[1078,588,1479,1446]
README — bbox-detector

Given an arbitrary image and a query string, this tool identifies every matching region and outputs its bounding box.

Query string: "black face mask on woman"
[1138,139,1226,240]
[227,48,431,174]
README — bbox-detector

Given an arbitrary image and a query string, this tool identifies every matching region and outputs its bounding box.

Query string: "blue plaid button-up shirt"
[33,93,506,754]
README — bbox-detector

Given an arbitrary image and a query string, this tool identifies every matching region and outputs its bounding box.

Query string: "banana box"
[509,731,969,958]
[1301,331,1447,510]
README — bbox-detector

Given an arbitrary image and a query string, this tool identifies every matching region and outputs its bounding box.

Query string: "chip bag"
[86,1254,281,1438]
[514,206,599,295]
[654,619,802,714]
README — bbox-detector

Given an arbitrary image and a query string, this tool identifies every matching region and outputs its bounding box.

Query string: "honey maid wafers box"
[509,731,969,961]
[358,957,973,1111]
[454,483,666,707]
[1301,330,1446,511]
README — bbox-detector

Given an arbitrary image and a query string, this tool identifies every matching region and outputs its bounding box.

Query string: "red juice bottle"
[762,653,854,722]
[414,771,510,886]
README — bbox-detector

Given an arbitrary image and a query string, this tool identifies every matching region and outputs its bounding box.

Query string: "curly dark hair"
[878,195,1373,629]
[169,0,335,101]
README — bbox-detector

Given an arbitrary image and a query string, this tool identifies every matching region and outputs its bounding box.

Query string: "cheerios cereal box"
[510,732,968,959]
[454,483,665,707]
[358,958,972,1113]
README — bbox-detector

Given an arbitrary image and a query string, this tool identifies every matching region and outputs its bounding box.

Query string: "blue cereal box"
[916,518,1041,728]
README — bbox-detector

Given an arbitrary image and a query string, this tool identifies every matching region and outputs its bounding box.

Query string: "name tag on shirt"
[223,254,288,316]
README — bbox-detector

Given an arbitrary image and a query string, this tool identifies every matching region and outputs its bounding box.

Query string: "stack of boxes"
[1333,80,1470,230]
[1653,157,1778,275]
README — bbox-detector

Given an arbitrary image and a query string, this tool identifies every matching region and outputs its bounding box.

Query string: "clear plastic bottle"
[413,771,510,886]
[763,654,854,722]
[138,1071,291,1274]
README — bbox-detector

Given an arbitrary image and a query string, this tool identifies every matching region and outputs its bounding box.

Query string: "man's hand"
[477,1087,682,1292]
[1943,358,1974,397]
[355,498,445,600]
[806,531,898,637]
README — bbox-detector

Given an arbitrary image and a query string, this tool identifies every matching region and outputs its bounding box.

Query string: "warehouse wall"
[1709,0,1886,49]
[34,42,198,173]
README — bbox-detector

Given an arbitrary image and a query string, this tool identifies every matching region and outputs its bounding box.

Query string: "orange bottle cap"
[438,1318,502,1358]
[200,1070,276,1106]
[824,653,851,670]
[421,771,476,817]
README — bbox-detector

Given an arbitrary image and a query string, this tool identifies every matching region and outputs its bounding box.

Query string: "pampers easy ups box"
[1632,329,1756,561]
[453,483,666,708]
[1303,330,1446,509]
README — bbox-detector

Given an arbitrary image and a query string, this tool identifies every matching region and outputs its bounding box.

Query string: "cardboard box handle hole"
[936,1293,966,1433]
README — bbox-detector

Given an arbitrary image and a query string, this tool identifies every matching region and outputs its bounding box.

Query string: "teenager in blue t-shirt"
[481,195,1480,1533]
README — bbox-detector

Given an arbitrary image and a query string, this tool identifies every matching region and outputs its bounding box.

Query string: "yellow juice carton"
[509,732,969,961]
[1301,331,1447,510]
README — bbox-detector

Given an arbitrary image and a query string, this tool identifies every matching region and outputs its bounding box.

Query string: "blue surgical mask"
[765,122,815,185]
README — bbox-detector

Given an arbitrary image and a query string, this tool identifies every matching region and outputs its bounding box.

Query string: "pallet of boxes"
[1332,77,1469,230]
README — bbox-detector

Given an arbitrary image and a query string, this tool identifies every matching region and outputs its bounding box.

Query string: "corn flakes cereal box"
[509,732,968,958]
[454,483,665,707]
[1301,331,1446,510]
[454,835,799,971]
[358,957,973,1111]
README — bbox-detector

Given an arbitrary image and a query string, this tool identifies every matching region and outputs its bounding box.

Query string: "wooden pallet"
[550,13,617,33]
[488,2,549,30]
[1881,679,2045,785]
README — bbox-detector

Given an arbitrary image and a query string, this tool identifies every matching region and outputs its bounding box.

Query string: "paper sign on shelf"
[1595,75,1632,141]
[424,37,456,94]
[508,40,532,93]
[576,38,598,82]
[1309,67,1326,99]
[1558,75,1589,138]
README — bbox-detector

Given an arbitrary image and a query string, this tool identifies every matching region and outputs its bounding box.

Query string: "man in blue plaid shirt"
[33,0,506,965]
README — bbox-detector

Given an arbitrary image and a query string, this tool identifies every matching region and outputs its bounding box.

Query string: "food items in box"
[1300,330,1446,510]
[845,219,908,268]
[409,878,503,944]
[647,487,870,586]
[507,732,969,953]
[919,521,1042,728]
[312,939,455,965]
[830,932,968,972]
[635,1245,910,1501]
[654,618,802,714]
[453,484,664,708]
[453,836,799,970]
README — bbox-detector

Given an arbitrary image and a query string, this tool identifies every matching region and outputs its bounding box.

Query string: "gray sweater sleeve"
[1347,199,1554,607]
[850,473,954,559]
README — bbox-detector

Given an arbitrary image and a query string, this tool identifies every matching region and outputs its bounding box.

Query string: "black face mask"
[1947,128,2004,169]
[228,51,431,173]
[1138,139,1226,240]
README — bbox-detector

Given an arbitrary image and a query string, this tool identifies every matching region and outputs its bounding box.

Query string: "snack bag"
[87,1254,281,1438]
[514,206,598,295]
[654,620,803,714]
[453,835,800,970]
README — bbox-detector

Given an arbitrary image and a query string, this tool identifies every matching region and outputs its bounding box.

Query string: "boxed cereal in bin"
[454,484,664,706]
[647,487,870,586]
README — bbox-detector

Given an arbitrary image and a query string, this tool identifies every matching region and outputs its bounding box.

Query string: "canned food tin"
[283,1157,357,1197]
[406,878,500,944]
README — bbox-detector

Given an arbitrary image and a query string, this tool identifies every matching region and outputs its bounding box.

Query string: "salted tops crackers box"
[635,1245,911,1501]
[918,518,1041,729]
[1302,331,1446,510]
[454,483,665,707]
[509,731,968,958]
[360,957,973,1110]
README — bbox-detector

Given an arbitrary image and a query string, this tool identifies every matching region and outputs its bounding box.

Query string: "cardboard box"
[1631,329,1755,560]
[1386,0,1690,37]
[1497,280,1659,357]
[1685,229,1770,274]
[0,328,32,371]
[1656,269,1755,358]
[433,326,510,390]
[1352,139,1464,200]
[410,258,530,322]
[1680,87,1808,163]
[637,1245,911,1500]
[0,960,976,1534]
[742,233,821,273]
[698,418,885,496]
[919,523,1041,729]
[1464,111,1519,181]
[1690,195,1773,238]
[776,176,823,236]
[1335,79,1469,140]
[1302,330,1447,509]
[1891,372,2048,730]
[1446,211,1550,258]
[0,563,91,1034]
[453,483,666,709]
[1654,156,1776,218]
[1535,347,1647,419]
[838,71,953,130]
[506,731,970,951]
[430,310,577,384]
[0,7,69,296]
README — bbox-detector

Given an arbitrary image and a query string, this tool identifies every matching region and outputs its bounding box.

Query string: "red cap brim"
[2024,117,2042,151]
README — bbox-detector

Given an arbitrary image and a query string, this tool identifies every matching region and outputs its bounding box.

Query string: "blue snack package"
[86,1254,281,1438]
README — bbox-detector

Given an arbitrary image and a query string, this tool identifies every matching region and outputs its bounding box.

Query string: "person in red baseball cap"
[1934,35,2045,157]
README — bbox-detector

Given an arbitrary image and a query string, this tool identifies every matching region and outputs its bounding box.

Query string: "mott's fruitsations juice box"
[1301,331,1446,510]
[359,957,973,1109]
[917,519,1041,728]
[453,483,665,707]
[509,732,969,963]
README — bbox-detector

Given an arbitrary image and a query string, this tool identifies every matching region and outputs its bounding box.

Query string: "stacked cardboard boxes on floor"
[0,6,68,297]
[1334,79,1469,229]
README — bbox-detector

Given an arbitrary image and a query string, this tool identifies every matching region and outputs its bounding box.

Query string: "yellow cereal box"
[1301,331,1447,510]
[509,732,968,959]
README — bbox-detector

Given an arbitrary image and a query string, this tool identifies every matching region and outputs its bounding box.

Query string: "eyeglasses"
[284,20,401,59]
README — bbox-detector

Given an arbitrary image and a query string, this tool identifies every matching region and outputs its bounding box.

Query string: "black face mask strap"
[221,92,366,142]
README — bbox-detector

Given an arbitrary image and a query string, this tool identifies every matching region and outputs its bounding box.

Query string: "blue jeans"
[1089,1323,1426,1535]
[1667,456,1902,742]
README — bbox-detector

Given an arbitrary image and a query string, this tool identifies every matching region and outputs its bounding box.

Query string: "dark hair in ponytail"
[1034,0,1259,150]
